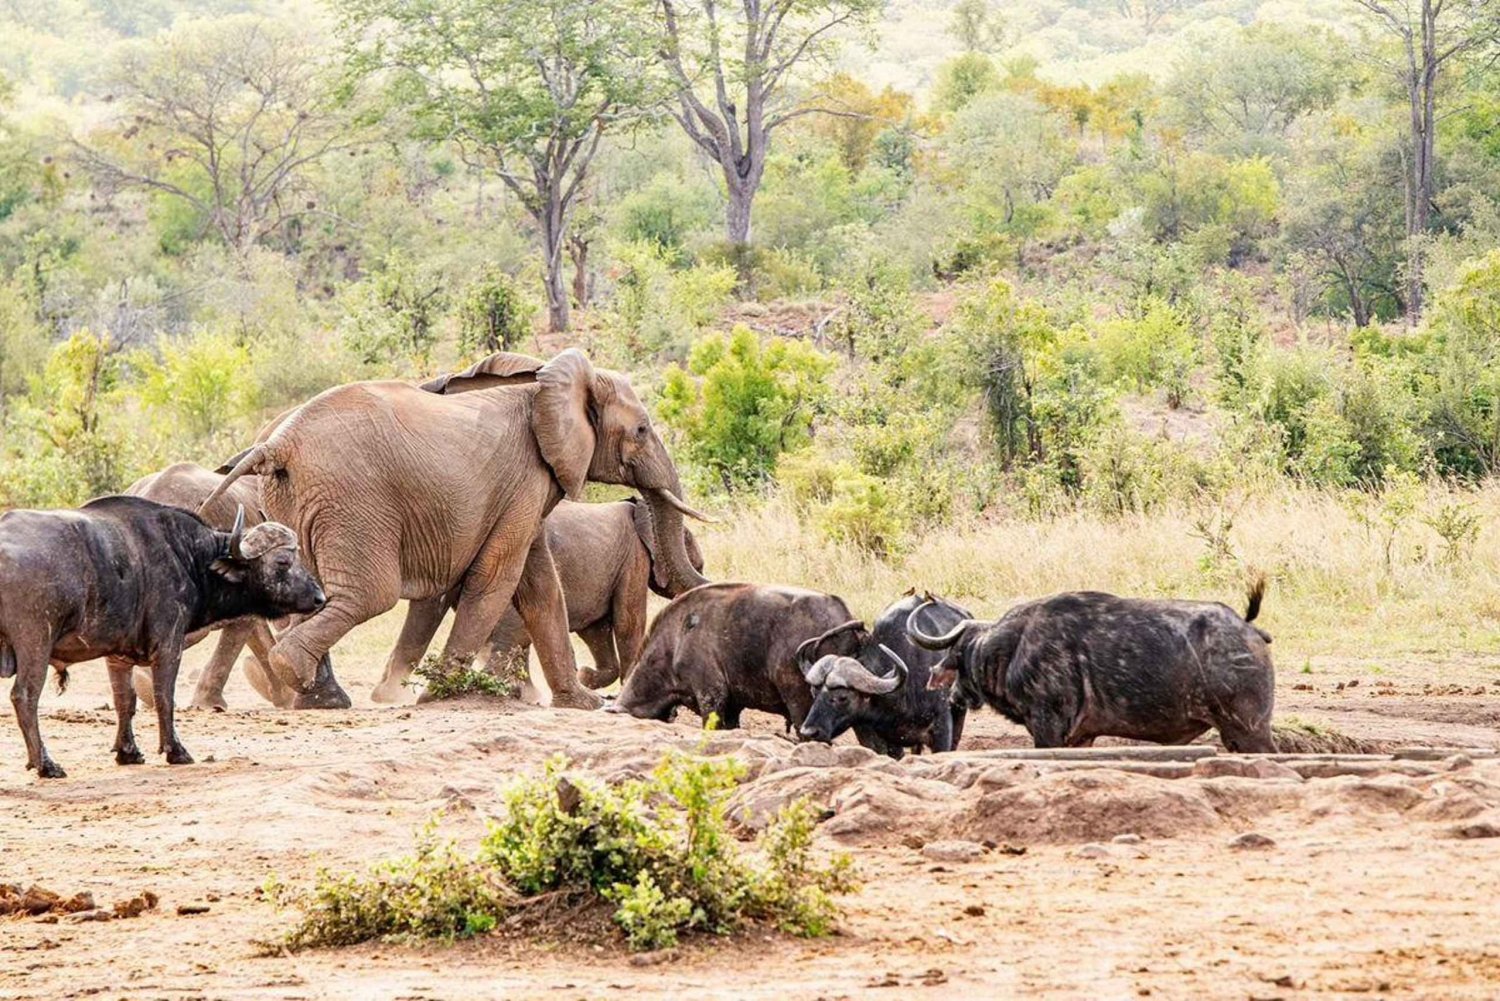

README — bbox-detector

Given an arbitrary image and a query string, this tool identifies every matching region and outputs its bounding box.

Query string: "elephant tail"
[200,443,275,517]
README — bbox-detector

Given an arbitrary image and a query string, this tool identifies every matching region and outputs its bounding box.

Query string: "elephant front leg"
[512,535,600,710]
[188,625,245,710]
[373,592,454,704]
[107,657,145,765]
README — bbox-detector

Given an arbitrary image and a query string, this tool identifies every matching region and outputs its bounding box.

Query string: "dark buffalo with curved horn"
[794,593,971,758]
[907,581,1276,752]
[608,583,855,729]
[0,496,326,778]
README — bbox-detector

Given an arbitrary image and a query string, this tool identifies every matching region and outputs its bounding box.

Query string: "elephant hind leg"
[372,592,453,704]
[188,625,247,709]
[576,620,620,690]
[271,588,392,707]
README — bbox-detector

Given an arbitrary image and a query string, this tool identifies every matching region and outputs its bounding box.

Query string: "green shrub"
[339,250,446,371]
[262,820,514,952]
[833,255,925,361]
[269,752,856,954]
[1094,297,1197,407]
[457,265,536,355]
[815,470,906,556]
[410,654,514,701]
[659,327,834,492]
[135,331,258,443]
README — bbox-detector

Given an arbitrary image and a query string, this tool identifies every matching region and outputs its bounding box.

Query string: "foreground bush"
[265,753,855,953]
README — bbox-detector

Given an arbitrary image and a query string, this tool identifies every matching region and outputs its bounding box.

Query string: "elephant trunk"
[643,489,710,596]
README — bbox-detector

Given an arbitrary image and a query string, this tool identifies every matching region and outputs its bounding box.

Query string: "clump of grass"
[264,753,856,954]
[1270,716,1381,754]
[409,653,512,701]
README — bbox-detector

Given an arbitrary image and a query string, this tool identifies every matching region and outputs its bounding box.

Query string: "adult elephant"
[124,463,352,710]
[203,349,709,709]
[370,497,706,703]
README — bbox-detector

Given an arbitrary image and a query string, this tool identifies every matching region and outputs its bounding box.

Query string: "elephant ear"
[532,349,598,499]
[420,352,547,394]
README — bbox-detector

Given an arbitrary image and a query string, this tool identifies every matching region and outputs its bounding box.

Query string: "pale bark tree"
[338,0,662,333]
[657,0,885,254]
[72,17,348,257]
[1352,0,1500,323]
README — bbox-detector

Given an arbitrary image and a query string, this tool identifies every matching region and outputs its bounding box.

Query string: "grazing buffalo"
[0,496,326,778]
[908,581,1276,752]
[606,582,853,729]
[794,593,971,758]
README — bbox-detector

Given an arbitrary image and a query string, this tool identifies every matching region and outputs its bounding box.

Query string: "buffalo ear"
[531,349,598,499]
[211,558,247,583]
[421,352,547,394]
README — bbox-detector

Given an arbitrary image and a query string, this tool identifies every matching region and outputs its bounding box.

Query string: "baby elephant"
[0,496,325,778]
[908,581,1276,752]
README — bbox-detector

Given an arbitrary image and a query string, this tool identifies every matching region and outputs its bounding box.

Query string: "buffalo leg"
[948,705,968,751]
[372,591,455,704]
[107,658,145,765]
[1027,709,1072,748]
[151,644,193,765]
[1217,716,1277,754]
[188,625,248,710]
[9,632,62,778]
[576,621,621,690]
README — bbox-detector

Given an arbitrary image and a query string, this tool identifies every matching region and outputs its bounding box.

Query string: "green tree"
[932,52,1001,114]
[658,326,834,491]
[71,16,349,257]
[949,0,1005,53]
[656,0,886,253]
[136,331,258,441]
[338,0,662,332]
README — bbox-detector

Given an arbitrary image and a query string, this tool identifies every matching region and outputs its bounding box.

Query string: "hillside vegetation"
[0,0,1497,655]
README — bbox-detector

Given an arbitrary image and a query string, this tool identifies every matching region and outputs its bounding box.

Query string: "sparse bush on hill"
[265,753,855,954]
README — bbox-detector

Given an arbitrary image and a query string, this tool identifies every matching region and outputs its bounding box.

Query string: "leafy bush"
[659,327,834,492]
[267,753,855,954]
[135,331,257,443]
[1094,298,1197,407]
[611,242,735,357]
[410,654,513,701]
[457,265,535,355]
[339,251,447,370]
[815,470,905,556]
[263,820,514,952]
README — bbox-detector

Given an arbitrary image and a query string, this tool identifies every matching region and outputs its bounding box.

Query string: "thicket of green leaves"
[0,1,1496,558]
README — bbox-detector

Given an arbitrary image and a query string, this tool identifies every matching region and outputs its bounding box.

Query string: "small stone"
[1446,755,1474,770]
[628,948,679,967]
[1112,833,1143,845]
[1229,832,1276,850]
[788,742,841,768]
[67,908,113,923]
[920,840,986,863]
[175,904,211,916]
[1075,843,1112,859]
[963,904,985,917]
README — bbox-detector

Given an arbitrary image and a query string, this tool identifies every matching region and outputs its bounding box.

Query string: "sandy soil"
[4,625,1500,1001]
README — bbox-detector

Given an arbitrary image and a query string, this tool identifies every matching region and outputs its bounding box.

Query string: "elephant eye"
[635,422,649,438]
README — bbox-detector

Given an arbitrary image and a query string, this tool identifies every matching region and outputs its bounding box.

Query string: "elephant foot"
[577,665,619,690]
[188,697,229,712]
[370,678,408,704]
[551,686,604,711]
[164,744,195,765]
[115,747,146,766]
[293,683,353,710]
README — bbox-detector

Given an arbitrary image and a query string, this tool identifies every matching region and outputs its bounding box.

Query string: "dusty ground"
[4,617,1500,1001]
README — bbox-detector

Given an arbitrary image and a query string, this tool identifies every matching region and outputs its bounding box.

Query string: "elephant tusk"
[657,488,719,524]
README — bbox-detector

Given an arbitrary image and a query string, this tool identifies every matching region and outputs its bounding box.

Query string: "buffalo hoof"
[552,687,604,711]
[37,759,67,779]
[115,748,146,766]
[165,745,195,765]
[577,666,619,690]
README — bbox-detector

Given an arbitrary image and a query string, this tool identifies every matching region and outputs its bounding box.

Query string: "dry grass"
[697,483,1500,667]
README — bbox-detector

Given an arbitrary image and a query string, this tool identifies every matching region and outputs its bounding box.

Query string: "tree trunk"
[569,235,590,310]
[540,201,570,333]
[726,180,753,247]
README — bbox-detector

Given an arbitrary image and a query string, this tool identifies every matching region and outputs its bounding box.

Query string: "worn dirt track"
[4,637,1500,1000]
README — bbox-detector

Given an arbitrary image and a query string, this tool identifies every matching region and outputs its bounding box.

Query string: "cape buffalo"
[0,496,325,778]
[606,582,853,729]
[907,581,1276,752]
[794,593,971,758]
